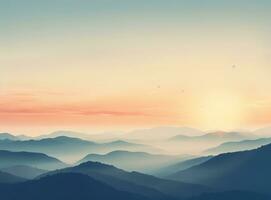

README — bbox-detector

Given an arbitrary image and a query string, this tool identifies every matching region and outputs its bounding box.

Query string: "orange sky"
[1,0,271,135]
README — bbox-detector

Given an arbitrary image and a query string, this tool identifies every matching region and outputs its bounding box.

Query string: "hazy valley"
[0,127,271,200]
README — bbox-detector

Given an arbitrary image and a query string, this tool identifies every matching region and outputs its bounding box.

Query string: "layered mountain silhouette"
[1,128,271,199]
[166,131,253,153]
[0,173,154,200]
[0,171,26,183]
[0,136,157,162]
[41,161,212,199]
[1,165,47,179]
[154,156,213,177]
[205,137,271,155]
[168,143,271,195]
[78,150,190,173]
[0,133,30,140]
[169,131,250,143]
[126,127,204,140]
[0,150,67,170]
[38,127,203,142]
[38,130,126,142]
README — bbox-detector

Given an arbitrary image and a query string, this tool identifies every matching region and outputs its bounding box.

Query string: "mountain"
[190,191,270,200]
[0,133,31,140]
[205,137,271,155]
[164,131,253,155]
[168,143,271,195]
[78,150,190,173]
[1,165,47,179]
[126,127,204,141]
[0,171,26,183]
[38,130,125,142]
[0,136,156,162]
[0,173,153,200]
[154,156,213,178]
[0,133,18,140]
[170,131,250,142]
[0,150,67,170]
[38,130,94,139]
[41,161,212,199]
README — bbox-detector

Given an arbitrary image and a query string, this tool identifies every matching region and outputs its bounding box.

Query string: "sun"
[198,92,245,130]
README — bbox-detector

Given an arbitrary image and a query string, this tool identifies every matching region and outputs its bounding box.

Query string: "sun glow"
[198,92,246,130]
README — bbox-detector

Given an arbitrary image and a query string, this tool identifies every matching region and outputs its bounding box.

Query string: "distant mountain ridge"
[37,130,126,142]
[0,133,31,140]
[170,131,251,142]
[205,137,271,155]
[79,150,190,173]
[127,127,204,141]
[0,136,158,162]
[0,150,67,170]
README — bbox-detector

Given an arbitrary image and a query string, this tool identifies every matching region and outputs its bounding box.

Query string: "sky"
[0,0,271,136]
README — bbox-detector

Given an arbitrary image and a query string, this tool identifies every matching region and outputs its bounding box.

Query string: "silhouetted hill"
[42,161,212,199]
[169,143,271,194]
[1,165,47,179]
[154,156,213,178]
[79,150,190,173]
[0,171,26,183]
[0,150,67,170]
[0,173,153,200]
[0,136,156,162]
[205,138,271,155]
[189,191,270,200]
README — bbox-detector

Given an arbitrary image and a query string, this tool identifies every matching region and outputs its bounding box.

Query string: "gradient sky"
[1,0,271,135]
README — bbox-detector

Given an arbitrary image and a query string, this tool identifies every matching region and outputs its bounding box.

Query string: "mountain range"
[1,127,271,199]
[0,133,31,140]
[41,161,212,199]
[169,131,252,143]
[0,171,269,200]
[0,173,155,200]
[168,143,271,195]
[125,127,204,141]
[78,150,190,173]
[0,136,159,162]
[0,150,67,170]
[205,137,271,155]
